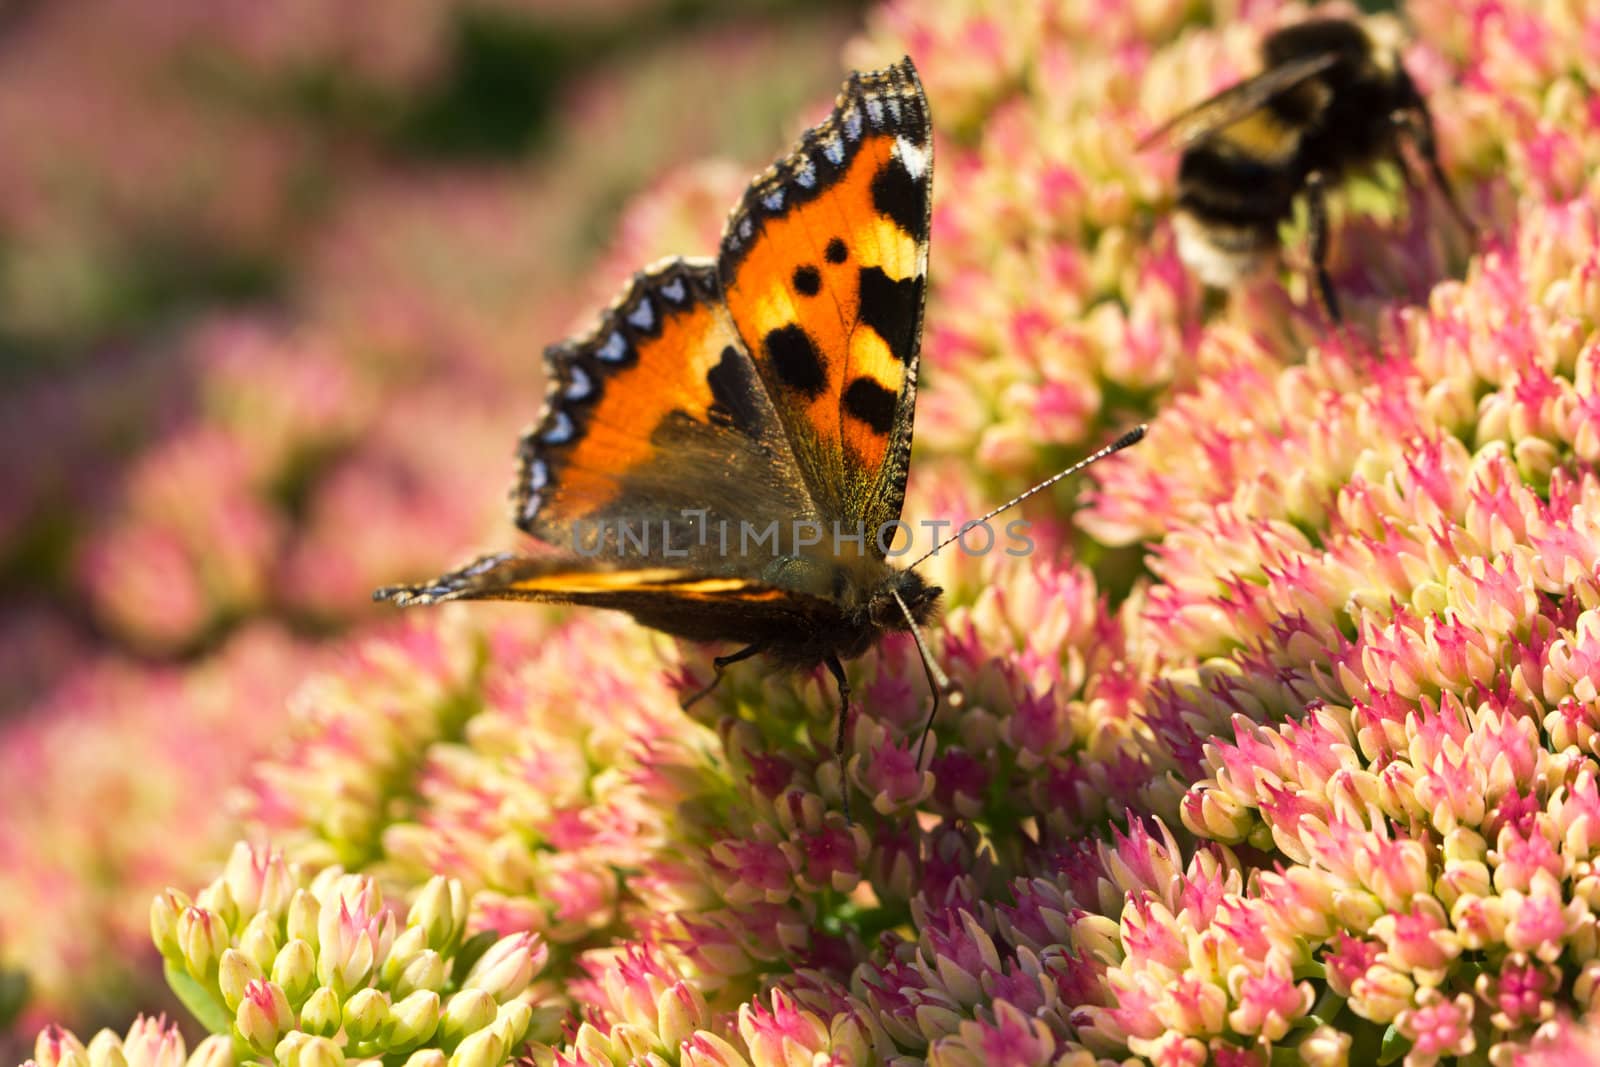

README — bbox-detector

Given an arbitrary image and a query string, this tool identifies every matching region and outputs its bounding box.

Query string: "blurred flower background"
[0,0,857,1053]
[6,0,1600,1065]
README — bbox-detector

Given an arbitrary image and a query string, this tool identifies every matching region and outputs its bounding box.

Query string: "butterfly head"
[867,564,962,739]
[867,567,941,634]
[820,562,946,700]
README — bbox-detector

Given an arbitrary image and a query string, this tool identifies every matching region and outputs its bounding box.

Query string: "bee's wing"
[1137,51,1342,151]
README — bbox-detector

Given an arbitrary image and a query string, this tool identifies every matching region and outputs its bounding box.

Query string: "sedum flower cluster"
[148,845,545,1067]
[15,0,1600,1065]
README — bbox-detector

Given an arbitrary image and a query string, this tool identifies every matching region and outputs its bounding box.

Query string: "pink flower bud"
[678,1032,750,1067]
[32,1026,88,1067]
[222,843,297,922]
[463,932,544,1003]
[737,990,830,1067]
[177,907,230,982]
[235,981,293,1054]
[1395,989,1476,1062]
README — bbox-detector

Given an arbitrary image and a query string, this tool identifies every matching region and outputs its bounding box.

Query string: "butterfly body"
[401,547,941,670]
[376,58,940,720]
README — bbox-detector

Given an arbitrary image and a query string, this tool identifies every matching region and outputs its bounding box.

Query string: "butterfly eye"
[868,593,900,630]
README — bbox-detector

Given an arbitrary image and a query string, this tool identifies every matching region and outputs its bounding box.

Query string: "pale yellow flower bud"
[149,891,191,961]
[299,988,343,1038]
[343,988,391,1043]
[409,877,469,953]
[286,890,320,949]
[1297,1024,1351,1067]
[439,989,497,1048]
[185,1035,233,1067]
[238,912,281,974]
[219,949,265,1012]
[446,1029,504,1067]
[84,1031,128,1067]
[271,940,318,1007]
[386,990,443,1050]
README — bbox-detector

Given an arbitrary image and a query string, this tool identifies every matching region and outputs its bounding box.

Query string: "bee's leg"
[1388,110,1422,193]
[1396,105,1474,233]
[825,654,853,822]
[680,642,766,709]
[1305,169,1343,325]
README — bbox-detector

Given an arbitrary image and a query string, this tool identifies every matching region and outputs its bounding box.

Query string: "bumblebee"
[1142,17,1470,322]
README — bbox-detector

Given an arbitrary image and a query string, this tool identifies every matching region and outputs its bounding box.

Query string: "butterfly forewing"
[718,57,932,544]
[511,257,816,563]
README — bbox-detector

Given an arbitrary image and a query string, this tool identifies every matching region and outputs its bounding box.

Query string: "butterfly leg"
[680,642,766,709]
[1304,169,1342,326]
[825,654,853,822]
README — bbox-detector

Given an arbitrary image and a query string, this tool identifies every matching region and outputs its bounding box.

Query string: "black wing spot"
[825,237,848,263]
[857,266,923,366]
[870,157,926,237]
[706,344,763,428]
[842,377,897,436]
[793,265,822,297]
[764,325,827,399]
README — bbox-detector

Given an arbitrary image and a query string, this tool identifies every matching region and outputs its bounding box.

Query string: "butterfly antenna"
[891,587,963,768]
[906,424,1148,571]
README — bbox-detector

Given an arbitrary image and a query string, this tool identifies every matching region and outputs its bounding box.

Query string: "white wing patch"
[895,136,930,181]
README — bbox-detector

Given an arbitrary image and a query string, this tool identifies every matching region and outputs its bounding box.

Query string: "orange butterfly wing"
[718,57,932,540]
[510,258,816,557]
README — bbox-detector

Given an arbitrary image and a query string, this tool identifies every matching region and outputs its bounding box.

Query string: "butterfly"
[374,57,1143,814]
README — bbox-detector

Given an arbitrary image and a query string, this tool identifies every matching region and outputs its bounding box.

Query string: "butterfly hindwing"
[512,257,817,563]
[373,553,841,644]
[718,57,932,543]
